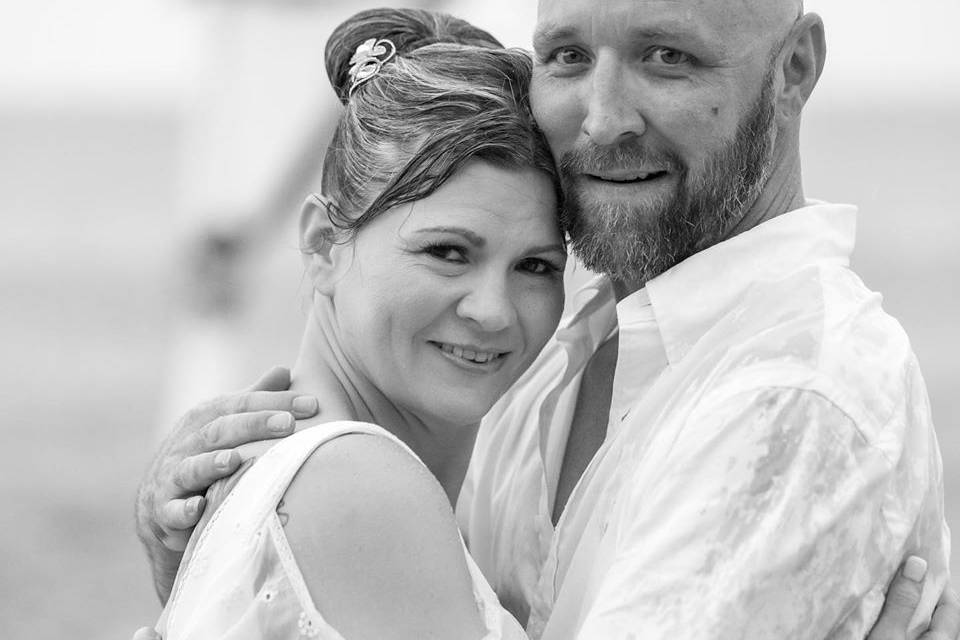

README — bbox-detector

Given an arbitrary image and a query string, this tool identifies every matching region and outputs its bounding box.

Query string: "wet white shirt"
[457,201,950,639]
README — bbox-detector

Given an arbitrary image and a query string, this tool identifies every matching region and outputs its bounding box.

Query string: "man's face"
[531,0,789,287]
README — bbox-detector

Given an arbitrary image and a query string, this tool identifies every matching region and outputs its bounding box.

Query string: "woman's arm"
[282,433,487,640]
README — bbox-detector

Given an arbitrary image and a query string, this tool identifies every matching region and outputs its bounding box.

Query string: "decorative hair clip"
[348,37,397,97]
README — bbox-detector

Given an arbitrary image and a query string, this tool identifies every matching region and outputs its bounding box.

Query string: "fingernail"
[215,450,233,469]
[903,556,928,583]
[186,496,204,516]
[292,396,318,417]
[268,412,293,432]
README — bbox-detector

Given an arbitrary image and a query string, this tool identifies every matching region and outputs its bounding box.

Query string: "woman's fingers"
[868,556,927,640]
[131,627,161,640]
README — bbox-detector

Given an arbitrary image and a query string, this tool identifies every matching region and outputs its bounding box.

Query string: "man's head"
[531,0,825,292]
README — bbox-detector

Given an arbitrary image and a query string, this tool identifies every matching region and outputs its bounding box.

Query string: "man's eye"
[552,48,587,66]
[646,47,691,65]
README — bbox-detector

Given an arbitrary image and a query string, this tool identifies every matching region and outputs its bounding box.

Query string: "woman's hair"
[317,7,560,241]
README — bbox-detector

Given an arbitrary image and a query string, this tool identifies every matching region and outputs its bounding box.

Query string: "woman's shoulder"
[281,428,487,638]
[282,428,448,554]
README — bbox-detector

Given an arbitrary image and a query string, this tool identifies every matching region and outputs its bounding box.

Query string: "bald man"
[457,0,950,637]
[136,0,953,638]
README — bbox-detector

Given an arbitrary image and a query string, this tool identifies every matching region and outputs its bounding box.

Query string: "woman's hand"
[134,366,318,602]
[869,556,960,640]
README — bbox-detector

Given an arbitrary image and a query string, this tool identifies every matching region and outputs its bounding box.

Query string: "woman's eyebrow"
[527,243,567,255]
[414,226,486,247]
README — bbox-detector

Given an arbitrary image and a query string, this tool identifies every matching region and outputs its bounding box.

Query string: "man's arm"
[130,560,960,640]
[135,366,318,602]
[572,386,947,638]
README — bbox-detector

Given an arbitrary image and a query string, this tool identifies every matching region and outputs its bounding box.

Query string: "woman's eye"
[519,258,562,276]
[552,48,587,66]
[424,244,466,263]
[647,47,692,66]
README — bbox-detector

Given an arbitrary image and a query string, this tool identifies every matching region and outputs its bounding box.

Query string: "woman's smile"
[429,340,511,370]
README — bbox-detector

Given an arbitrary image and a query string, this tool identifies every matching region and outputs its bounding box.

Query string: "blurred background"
[1,0,957,637]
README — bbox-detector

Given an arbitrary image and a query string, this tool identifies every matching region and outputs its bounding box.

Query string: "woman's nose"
[455,275,518,333]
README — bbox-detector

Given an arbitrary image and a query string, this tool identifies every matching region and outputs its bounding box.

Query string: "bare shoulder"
[282,433,485,640]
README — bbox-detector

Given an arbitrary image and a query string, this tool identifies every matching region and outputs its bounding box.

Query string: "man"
[135,0,957,637]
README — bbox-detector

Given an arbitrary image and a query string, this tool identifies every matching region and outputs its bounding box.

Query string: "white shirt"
[457,202,950,639]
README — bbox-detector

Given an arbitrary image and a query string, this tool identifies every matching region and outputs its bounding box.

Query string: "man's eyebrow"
[534,21,710,50]
[532,24,579,50]
[414,226,486,247]
[627,23,709,43]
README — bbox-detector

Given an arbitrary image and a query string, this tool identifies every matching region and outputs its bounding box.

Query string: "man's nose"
[456,274,518,334]
[581,53,646,147]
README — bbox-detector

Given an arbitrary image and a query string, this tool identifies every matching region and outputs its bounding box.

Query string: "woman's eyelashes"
[420,242,468,263]
[517,257,565,277]
[415,242,564,278]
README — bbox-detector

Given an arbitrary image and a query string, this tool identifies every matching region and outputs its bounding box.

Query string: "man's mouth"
[430,341,509,365]
[585,169,671,184]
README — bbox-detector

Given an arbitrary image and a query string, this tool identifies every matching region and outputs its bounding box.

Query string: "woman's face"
[327,161,566,427]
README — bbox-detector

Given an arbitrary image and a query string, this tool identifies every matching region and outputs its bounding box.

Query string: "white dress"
[157,421,525,639]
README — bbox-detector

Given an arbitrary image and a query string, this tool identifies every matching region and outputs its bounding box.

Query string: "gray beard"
[559,74,776,287]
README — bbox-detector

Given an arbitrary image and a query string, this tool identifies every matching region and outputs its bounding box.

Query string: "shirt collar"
[639,200,858,365]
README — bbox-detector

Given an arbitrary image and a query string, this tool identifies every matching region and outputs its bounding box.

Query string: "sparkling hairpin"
[348,37,397,97]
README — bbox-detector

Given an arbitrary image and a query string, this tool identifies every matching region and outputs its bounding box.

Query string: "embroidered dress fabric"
[457,201,950,639]
[158,422,526,639]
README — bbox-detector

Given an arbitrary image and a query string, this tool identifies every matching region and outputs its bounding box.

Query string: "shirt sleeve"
[575,385,911,639]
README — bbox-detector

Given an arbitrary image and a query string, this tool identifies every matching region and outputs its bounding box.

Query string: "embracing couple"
[135,1,957,638]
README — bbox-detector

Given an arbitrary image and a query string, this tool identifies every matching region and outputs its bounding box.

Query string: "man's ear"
[300,194,346,296]
[777,12,826,122]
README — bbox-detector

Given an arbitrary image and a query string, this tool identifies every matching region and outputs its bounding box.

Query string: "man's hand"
[135,366,319,602]
[869,556,960,640]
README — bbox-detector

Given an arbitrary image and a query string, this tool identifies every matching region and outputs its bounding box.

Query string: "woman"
[157,8,564,638]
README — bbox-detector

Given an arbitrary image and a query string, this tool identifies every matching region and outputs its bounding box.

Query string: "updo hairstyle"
[316,8,560,242]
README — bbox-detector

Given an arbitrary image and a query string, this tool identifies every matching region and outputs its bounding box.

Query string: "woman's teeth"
[438,343,501,364]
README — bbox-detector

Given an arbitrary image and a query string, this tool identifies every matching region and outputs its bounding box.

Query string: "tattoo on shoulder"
[276,499,290,527]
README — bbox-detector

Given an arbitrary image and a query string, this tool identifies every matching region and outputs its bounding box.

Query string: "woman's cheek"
[523,280,565,352]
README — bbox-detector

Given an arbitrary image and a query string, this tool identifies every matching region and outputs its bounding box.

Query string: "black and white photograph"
[3,0,959,638]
